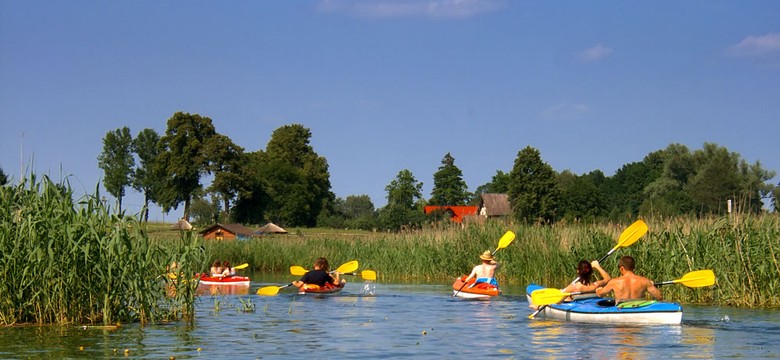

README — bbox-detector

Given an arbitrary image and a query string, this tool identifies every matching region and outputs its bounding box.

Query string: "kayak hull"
[452,276,500,299]
[299,282,345,295]
[198,274,250,286]
[526,284,682,325]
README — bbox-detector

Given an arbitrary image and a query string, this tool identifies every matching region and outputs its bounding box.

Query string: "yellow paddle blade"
[257,286,282,296]
[615,219,648,250]
[290,265,307,276]
[530,288,572,307]
[495,231,516,252]
[335,260,359,274]
[361,270,377,281]
[675,269,716,288]
[234,263,249,270]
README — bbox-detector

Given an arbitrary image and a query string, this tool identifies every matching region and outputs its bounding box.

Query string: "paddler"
[463,250,500,287]
[596,255,662,302]
[292,257,344,290]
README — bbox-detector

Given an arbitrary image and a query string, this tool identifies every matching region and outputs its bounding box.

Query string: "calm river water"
[2,275,779,359]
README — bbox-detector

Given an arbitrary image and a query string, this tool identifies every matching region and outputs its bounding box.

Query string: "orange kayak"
[299,282,345,295]
[452,275,500,299]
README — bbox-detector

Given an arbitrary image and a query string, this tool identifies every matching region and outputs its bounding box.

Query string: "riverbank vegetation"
[0,175,205,326]
[200,215,779,308]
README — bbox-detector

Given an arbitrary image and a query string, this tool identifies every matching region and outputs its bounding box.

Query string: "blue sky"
[1,1,779,221]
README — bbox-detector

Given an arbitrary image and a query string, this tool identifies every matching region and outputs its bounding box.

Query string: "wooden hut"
[200,223,257,240]
[477,193,512,218]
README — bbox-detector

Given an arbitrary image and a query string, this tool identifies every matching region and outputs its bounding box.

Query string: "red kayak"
[298,282,345,295]
[197,274,250,286]
[452,276,500,299]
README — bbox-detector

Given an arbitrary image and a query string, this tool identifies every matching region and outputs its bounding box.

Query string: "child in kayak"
[463,250,500,287]
[292,257,343,289]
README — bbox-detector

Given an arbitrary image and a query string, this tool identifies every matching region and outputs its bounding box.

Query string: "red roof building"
[424,206,478,223]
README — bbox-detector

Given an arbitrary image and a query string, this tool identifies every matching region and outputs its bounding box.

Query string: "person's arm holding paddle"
[591,260,611,288]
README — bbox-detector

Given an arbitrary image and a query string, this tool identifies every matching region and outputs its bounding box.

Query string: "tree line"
[44,111,776,230]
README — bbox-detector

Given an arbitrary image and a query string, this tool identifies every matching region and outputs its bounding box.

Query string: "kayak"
[526,284,683,325]
[298,282,345,295]
[452,276,500,299]
[198,274,251,286]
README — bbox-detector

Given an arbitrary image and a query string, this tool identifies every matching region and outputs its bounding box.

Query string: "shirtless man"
[463,250,500,286]
[596,256,662,302]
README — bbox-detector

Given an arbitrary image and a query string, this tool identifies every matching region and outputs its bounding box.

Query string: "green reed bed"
[0,175,205,326]
[205,215,779,308]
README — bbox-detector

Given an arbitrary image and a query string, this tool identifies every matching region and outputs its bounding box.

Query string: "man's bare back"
[598,273,661,301]
[595,256,662,302]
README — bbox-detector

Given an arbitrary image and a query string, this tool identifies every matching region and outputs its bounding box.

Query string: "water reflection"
[196,284,250,296]
[1,282,779,359]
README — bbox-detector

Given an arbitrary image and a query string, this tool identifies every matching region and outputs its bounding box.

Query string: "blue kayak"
[526,284,683,325]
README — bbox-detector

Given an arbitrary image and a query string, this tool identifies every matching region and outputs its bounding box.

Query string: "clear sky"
[1,1,779,221]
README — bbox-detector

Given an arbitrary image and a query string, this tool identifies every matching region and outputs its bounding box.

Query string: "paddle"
[258,260,360,296]
[453,230,516,297]
[530,269,716,306]
[289,260,359,275]
[256,283,294,296]
[290,266,377,281]
[528,220,648,318]
[234,263,249,270]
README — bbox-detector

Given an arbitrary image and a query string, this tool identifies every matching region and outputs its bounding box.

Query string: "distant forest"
[11,111,773,231]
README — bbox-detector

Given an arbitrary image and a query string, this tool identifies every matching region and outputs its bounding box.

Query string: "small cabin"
[477,193,512,218]
[200,223,257,240]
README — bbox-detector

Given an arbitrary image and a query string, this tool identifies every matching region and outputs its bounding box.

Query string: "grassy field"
[158,214,779,308]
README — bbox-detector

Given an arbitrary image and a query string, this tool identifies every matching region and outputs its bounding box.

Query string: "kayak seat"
[597,299,616,307]
[617,300,657,309]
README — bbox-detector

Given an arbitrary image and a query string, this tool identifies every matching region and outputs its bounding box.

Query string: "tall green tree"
[232,151,271,224]
[687,143,741,213]
[380,169,425,230]
[507,146,559,224]
[430,152,471,205]
[342,194,378,230]
[341,194,375,219]
[0,167,7,186]
[156,112,217,220]
[475,170,511,195]
[257,124,333,227]
[737,159,776,213]
[641,144,695,216]
[601,161,657,220]
[131,128,163,222]
[97,127,135,213]
[205,133,245,220]
[557,170,606,222]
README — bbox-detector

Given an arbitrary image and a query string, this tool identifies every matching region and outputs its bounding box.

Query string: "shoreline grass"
[0,175,205,326]
[195,215,779,308]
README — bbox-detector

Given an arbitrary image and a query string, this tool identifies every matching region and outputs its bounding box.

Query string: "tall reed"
[205,215,778,307]
[0,174,205,325]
